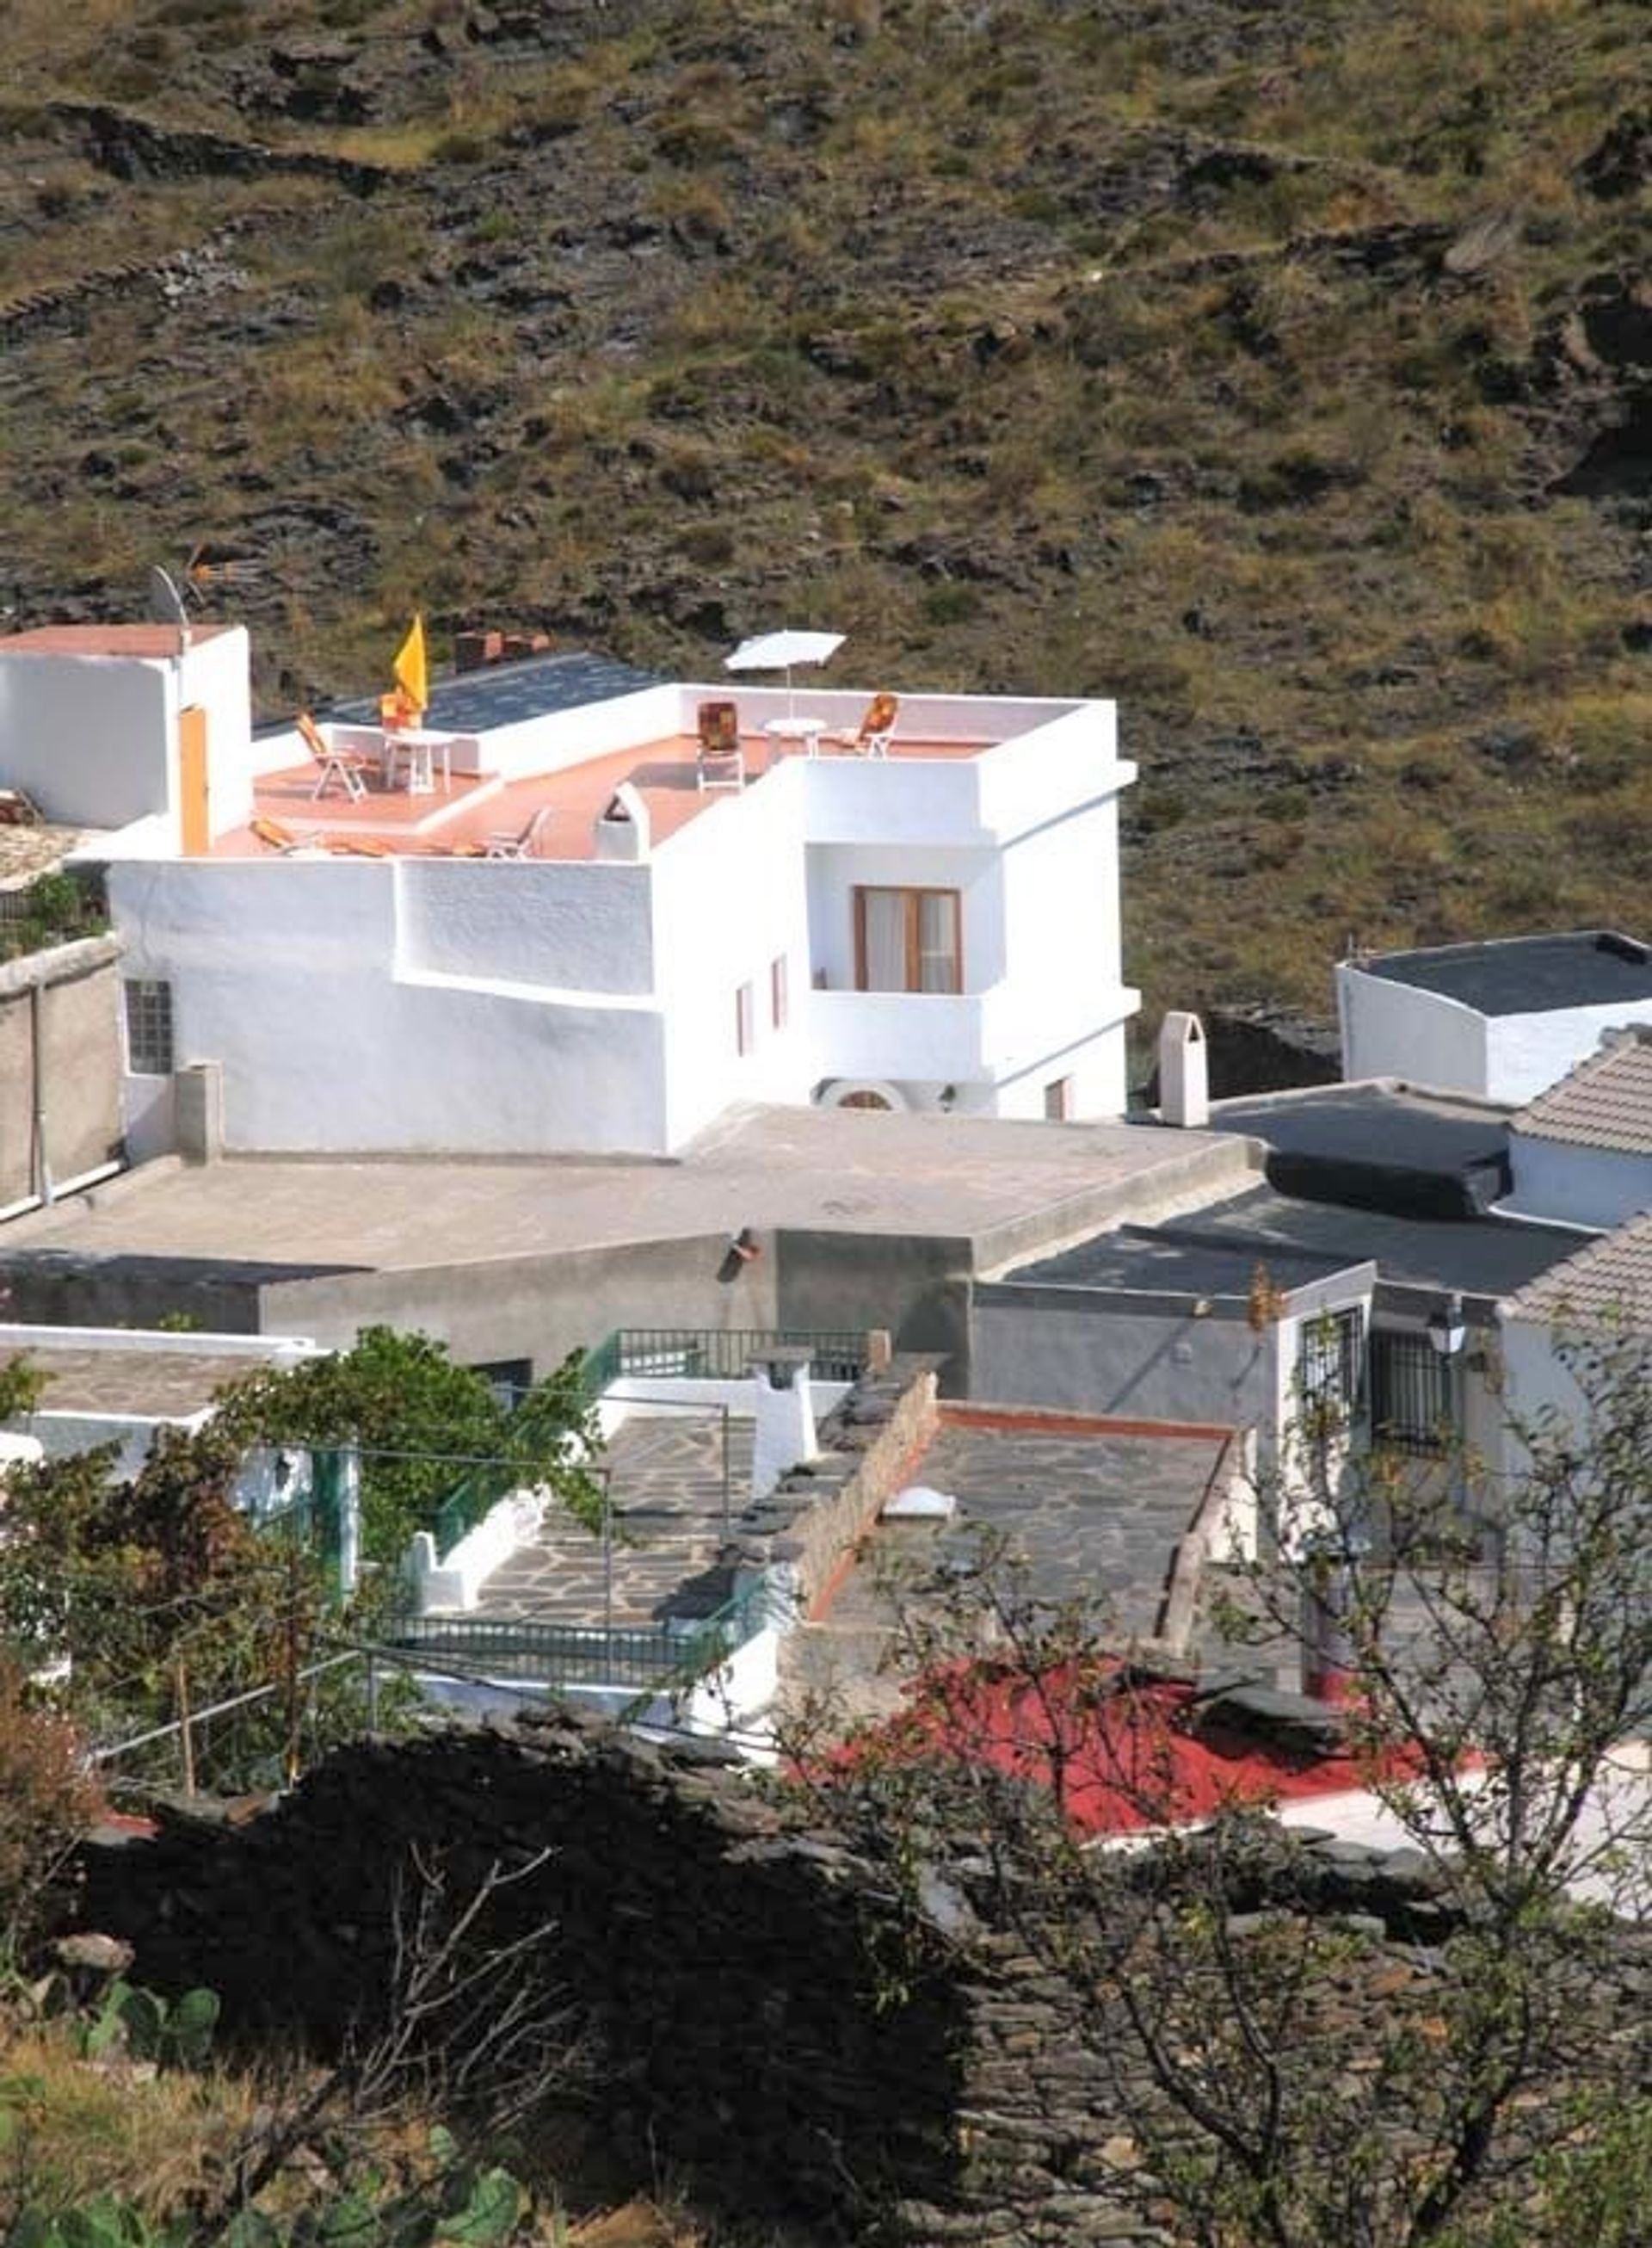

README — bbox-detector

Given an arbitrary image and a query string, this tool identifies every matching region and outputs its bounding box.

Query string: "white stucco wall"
[1337,965,1489,1094]
[1339,960,1652,1109]
[1486,1003,1652,1106]
[651,759,816,1148]
[0,633,252,840]
[1503,1133,1652,1231]
[109,857,672,1157]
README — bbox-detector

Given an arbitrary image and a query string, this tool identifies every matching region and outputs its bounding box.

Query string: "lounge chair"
[298,711,374,802]
[826,692,899,759]
[483,805,552,860]
[696,700,745,791]
[250,816,301,854]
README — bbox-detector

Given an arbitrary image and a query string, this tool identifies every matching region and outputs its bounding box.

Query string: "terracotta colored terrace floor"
[213,727,989,862]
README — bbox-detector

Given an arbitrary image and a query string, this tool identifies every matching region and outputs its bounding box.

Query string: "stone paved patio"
[475,1410,755,1627]
[786,1413,1231,1718]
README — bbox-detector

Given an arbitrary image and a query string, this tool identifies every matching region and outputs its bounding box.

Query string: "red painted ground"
[839,1662,1415,1838]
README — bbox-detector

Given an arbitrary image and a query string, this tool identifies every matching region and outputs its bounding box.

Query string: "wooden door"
[178,703,210,855]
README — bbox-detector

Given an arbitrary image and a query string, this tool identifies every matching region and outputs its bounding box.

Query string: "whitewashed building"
[0,626,1138,1160]
[1337,930,1652,1107]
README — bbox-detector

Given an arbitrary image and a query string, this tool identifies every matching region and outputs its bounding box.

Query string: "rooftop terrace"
[221,693,999,862]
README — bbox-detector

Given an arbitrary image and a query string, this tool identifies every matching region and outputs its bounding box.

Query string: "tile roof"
[1502,1207,1652,1325]
[1,625,233,658]
[1511,1027,1652,1152]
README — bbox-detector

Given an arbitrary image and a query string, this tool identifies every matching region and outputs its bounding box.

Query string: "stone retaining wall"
[74,1707,1649,2246]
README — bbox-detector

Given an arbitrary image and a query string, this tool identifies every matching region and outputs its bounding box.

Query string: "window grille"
[1298,1306,1365,1421]
[123,979,175,1076]
[1369,1329,1452,1454]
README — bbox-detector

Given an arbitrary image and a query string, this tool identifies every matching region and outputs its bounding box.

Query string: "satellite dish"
[145,565,191,656]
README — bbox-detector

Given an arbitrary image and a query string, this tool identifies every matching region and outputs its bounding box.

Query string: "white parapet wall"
[403,1485,552,1615]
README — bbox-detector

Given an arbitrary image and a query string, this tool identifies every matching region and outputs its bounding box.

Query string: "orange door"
[178,704,210,855]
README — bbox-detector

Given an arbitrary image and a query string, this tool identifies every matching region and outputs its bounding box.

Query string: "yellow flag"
[392,613,428,714]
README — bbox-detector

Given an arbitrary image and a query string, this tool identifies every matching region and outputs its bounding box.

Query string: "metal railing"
[391,1573,784,1692]
[600,1326,871,1385]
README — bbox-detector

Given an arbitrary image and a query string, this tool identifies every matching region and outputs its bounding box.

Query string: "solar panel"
[325,650,663,734]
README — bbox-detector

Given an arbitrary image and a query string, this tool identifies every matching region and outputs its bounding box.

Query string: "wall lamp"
[1427,1291,1466,1359]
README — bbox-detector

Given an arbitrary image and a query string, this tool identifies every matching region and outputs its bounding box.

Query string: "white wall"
[650,759,817,1147]
[0,656,171,830]
[395,859,654,994]
[1503,1133,1652,1231]
[1339,961,1652,1108]
[109,857,672,1157]
[1337,965,1489,1094]
[1488,1003,1652,1106]
[0,632,253,841]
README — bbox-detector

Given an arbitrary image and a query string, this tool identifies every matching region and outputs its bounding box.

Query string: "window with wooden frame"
[735,980,755,1056]
[770,954,788,1030]
[853,886,962,995]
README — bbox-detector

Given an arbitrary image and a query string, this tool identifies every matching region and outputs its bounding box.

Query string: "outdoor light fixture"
[1427,1291,1467,1359]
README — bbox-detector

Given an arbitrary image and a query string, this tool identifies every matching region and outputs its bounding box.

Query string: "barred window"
[123,979,174,1076]
[1298,1306,1365,1421]
[1370,1329,1452,1454]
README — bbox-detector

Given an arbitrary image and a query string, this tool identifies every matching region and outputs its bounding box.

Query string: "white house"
[1337,931,1652,1108]
[1499,1027,1652,1232]
[0,627,1138,1160]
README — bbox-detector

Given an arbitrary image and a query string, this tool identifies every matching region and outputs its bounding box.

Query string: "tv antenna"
[146,564,191,658]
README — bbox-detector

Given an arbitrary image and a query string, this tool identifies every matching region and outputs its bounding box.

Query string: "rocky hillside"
[1,0,1648,1034]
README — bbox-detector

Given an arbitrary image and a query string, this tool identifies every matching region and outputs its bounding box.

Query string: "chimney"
[594,781,650,862]
[1159,1010,1209,1127]
[749,1349,817,1503]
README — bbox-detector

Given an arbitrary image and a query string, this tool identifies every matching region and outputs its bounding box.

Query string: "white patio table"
[379,727,454,796]
[763,714,829,759]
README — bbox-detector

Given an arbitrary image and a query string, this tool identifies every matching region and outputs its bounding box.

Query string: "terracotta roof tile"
[1,625,232,658]
[1504,1207,1652,1325]
[1511,1028,1652,1153]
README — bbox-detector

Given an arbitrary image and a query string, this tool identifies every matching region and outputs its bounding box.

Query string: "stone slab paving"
[474,1410,755,1627]
[786,1418,1229,1719]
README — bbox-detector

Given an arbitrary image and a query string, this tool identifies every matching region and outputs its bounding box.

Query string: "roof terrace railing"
[390,1572,786,1692]
[586,1326,871,1388]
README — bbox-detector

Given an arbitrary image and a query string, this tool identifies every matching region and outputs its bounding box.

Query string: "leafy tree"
[0,1352,48,1423]
[207,1325,603,1564]
[0,1426,331,1788]
[796,1333,1652,2248]
[0,1658,98,1964]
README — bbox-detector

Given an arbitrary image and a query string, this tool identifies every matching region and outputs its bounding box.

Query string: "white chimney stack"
[1159,1010,1209,1128]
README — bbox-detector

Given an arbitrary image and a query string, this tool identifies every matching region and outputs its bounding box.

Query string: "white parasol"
[725,628,845,716]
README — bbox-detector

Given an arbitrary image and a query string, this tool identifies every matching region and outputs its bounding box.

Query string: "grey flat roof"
[1202,1083,1510,1220]
[1213,1084,1507,1170]
[308,650,662,737]
[0,1108,1251,1275]
[1005,1183,1587,1301]
[1008,1222,1357,1298]
[1357,930,1652,1016]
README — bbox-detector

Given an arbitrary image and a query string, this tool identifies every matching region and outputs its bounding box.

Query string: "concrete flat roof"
[1356,930,1652,1016]
[1117,1183,1586,1300]
[0,1106,1255,1277]
[1203,1081,1512,1220]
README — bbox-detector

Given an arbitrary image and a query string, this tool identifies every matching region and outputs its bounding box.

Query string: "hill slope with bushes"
[1,0,1648,1030]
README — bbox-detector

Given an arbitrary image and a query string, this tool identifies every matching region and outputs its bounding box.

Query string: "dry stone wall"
[74,1709,1650,2247]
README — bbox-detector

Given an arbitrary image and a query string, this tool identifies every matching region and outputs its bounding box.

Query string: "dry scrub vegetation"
[0,0,1648,1037]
